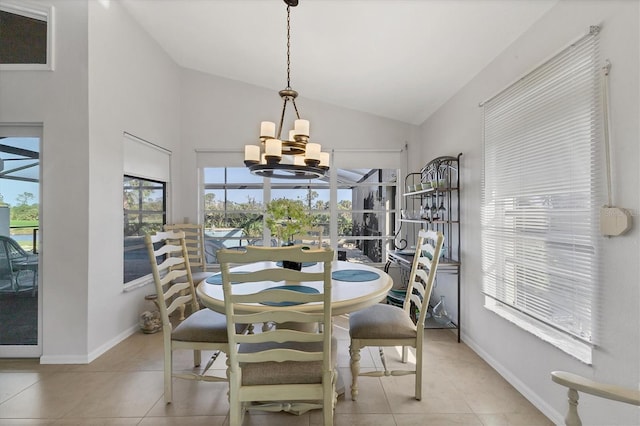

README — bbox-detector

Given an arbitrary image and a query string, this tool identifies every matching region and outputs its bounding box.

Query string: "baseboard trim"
[461,331,564,425]
[40,324,139,364]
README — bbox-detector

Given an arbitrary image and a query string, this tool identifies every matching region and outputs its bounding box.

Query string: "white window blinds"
[481,29,602,362]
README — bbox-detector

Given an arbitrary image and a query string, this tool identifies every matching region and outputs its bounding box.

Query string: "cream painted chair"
[218,245,336,426]
[164,223,214,283]
[145,230,232,404]
[551,371,640,426]
[292,226,326,248]
[349,229,444,401]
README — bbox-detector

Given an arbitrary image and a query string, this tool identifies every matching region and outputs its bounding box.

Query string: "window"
[481,29,602,363]
[123,176,166,284]
[335,169,398,263]
[203,167,265,262]
[201,165,399,265]
[0,1,54,70]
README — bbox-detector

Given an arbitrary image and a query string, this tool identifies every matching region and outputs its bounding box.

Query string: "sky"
[0,137,40,206]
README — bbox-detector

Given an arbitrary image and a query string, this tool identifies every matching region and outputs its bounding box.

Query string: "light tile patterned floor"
[0,315,552,425]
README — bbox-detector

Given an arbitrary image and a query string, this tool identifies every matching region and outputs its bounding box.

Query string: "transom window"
[0,1,54,70]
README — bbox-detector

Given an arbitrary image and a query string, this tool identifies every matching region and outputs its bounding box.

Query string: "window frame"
[480,28,602,364]
[0,1,55,71]
[200,164,400,266]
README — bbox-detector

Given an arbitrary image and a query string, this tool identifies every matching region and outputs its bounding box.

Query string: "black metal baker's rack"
[386,153,462,341]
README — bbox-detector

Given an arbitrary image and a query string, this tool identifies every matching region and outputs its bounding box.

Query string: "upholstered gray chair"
[349,229,444,401]
[218,245,336,425]
[145,230,233,404]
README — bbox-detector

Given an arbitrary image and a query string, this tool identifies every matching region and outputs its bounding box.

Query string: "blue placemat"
[275,261,317,268]
[260,285,319,307]
[332,269,380,282]
[205,272,250,285]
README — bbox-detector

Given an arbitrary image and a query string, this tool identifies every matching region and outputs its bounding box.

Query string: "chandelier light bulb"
[244,145,260,163]
[260,121,276,139]
[294,119,309,137]
[305,143,321,159]
[265,139,282,157]
[319,152,330,168]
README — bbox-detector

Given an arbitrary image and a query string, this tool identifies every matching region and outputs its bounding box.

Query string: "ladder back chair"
[218,245,336,426]
[164,223,214,283]
[292,226,327,248]
[551,371,640,426]
[145,230,234,404]
[349,229,444,401]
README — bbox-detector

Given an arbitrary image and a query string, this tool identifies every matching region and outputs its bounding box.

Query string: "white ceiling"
[120,0,557,125]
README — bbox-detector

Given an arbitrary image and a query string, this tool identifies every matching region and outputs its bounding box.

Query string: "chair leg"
[228,376,244,426]
[415,344,422,400]
[349,341,361,401]
[193,349,202,367]
[323,370,335,426]
[402,345,408,363]
[378,347,389,375]
[164,342,173,404]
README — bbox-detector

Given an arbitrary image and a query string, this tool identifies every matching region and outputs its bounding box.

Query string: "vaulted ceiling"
[121,0,557,125]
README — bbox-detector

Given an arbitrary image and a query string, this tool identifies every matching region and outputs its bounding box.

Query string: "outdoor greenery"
[203,189,353,242]
[265,198,312,244]
[0,192,40,227]
[123,177,165,236]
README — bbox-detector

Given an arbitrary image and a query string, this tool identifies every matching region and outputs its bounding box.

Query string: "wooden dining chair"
[292,226,326,248]
[349,229,444,401]
[217,245,336,426]
[145,230,233,404]
[164,223,214,283]
[551,371,640,425]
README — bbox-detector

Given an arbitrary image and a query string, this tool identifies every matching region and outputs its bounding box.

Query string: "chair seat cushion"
[239,337,337,386]
[349,303,417,340]
[172,308,233,343]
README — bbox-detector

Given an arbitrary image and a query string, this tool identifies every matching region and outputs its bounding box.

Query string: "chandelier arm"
[277,98,289,140]
[291,98,301,120]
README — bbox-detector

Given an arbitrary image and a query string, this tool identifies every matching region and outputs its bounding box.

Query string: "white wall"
[3,3,635,422]
[0,0,414,363]
[177,68,417,223]
[418,1,639,424]
[0,0,90,360]
[0,0,181,362]
[86,1,181,358]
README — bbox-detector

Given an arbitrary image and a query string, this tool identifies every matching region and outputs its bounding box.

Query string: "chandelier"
[244,0,329,179]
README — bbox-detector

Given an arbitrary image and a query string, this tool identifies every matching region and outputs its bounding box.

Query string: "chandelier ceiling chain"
[244,0,329,180]
[286,5,291,90]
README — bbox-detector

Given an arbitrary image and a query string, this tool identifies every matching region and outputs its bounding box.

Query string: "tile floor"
[0,315,552,425]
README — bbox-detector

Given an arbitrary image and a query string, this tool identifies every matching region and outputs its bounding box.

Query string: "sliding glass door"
[0,125,41,357]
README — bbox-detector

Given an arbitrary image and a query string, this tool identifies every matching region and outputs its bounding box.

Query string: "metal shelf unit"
[386,153,462,342]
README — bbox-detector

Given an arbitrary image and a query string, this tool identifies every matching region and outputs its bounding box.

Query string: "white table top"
[197,260,393,316]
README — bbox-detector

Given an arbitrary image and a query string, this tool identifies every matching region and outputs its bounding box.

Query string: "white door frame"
[0,123,42,358]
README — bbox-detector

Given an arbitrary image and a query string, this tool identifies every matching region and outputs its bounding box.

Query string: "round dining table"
[196,260,393,316]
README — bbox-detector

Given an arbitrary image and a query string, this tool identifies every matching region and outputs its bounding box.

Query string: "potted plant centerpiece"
[265,198,312,270]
